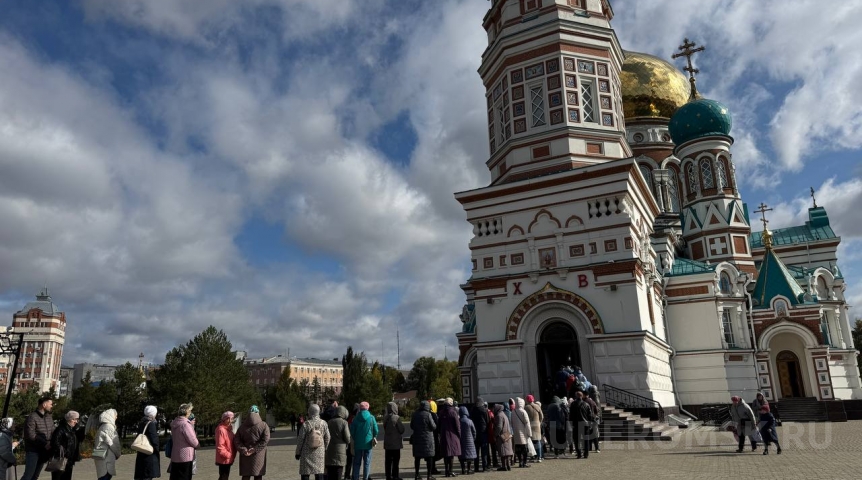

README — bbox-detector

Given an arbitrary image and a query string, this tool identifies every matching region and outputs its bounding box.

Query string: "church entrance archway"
[776,350,805,398]
[536,322,581,404]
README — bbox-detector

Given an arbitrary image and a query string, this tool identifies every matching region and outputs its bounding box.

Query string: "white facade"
[456,0,862,412]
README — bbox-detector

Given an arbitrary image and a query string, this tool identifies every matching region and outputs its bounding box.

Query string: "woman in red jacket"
[215,412,236,480]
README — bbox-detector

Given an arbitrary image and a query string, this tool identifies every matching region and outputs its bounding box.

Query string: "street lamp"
[0,327,26,418]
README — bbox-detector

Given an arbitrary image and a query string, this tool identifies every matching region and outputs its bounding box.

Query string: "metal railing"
[602,384,666,422]
[698,404,731,426]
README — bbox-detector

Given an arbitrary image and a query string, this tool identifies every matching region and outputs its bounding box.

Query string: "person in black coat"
[49,411,83,480]
[134,406,161,480]
[571,392,593,459]
[410,401,437,480]
[472,398,490,473]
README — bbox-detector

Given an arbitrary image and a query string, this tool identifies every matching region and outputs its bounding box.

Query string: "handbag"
[131,421,154,454]
[91,446,108,459]
[45,448,67,473]
[499,431,512,443]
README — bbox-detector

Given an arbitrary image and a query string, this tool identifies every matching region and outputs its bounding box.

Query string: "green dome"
[668,98,732,145]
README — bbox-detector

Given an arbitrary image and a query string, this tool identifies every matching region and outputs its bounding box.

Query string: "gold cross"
[672,38,706,100]
[754,202,773,231]
[810,187,818,208]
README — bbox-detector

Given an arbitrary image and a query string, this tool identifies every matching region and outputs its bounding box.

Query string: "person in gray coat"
[383,402,405,480]
[409,401,436,480]
[493,404,513,471]
[730,396,758,453]
[325,406,351,480]
[457,407,476,476]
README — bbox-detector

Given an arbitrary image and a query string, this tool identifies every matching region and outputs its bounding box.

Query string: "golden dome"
[621,51,691,119]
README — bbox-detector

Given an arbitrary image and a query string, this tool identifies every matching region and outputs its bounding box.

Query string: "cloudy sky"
[1,0,861,368]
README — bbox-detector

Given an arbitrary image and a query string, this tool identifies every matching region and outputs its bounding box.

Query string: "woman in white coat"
[510,398,531,468]
[93,409,122,480]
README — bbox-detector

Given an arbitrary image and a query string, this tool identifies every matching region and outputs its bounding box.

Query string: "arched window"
[639,165,654,198]
[719,272,732,294]
[716,158,729,188]
[667,168,681,212]
[686,163,698,195]
[817,276,829,299]
[700,158,715,189]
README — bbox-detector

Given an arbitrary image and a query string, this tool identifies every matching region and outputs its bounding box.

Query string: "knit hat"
[144,405,157,418]
[730,396,740,403]
[359,402,370,411]
[526,394,535,403]
[222,411,235,422]
[250,405,260,413]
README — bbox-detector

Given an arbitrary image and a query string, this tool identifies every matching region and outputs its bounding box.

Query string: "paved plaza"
[61,421,862,480]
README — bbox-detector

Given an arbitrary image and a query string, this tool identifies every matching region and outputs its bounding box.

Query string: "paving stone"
[63,421,862,479]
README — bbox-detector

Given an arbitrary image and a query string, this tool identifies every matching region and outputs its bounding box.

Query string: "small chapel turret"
[668,41,755,275]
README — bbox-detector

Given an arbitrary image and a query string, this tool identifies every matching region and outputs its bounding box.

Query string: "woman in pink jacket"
[169,403,199,480]
[215,412,236,480]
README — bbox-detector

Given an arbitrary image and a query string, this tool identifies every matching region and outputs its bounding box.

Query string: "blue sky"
[1,0,861,367]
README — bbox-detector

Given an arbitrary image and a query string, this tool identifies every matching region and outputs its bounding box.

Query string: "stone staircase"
[776,397,829,422]
[598,405,681,441]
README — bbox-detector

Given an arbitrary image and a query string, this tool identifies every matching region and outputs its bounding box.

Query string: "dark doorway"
[536,322,581,404]
[776,350,805,398]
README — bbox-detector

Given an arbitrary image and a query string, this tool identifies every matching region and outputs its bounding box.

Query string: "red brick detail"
[691,240,704,259]
[733,236,749,254]
[586,142,603,154]
[666,286,709,297]
[728,355,744,362]
[753,318,825,344]
[506,282,604,339]
[830,355,843,361]
[532,145,551,158]
[709,215,721,225]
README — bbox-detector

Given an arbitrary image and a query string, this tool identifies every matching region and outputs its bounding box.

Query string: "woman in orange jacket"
[215,412,237,480]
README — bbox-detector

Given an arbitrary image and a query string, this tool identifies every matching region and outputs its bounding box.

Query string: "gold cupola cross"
[673,38,706,101]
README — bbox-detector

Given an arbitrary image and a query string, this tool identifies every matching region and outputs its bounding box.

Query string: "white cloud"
[613,0,862,183]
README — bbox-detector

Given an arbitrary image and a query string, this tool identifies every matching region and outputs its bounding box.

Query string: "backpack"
[558,402,569,428]
[306,423,323,449]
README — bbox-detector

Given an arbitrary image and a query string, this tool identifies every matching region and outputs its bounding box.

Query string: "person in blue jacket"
[349,402,379,480]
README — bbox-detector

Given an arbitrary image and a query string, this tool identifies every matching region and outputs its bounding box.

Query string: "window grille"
[531,86,546,127]
[700,158,715,189]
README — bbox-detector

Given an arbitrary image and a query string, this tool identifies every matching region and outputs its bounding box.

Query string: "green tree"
[365,362,393,416]
[340,347,369,409]
[406,356,437,401]
[311,376,322,405]
[272,367,305,423]
[114,362,146,436]
[7,388,39,435]
[69,371,97,414]
[150,326,260,429]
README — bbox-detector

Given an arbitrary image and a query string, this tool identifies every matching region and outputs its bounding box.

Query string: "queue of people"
[0,387,787,480]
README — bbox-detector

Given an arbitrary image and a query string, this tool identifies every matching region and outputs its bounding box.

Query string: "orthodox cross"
[810,187,818,208]
[755,202,773,231]
[672,38,706,100]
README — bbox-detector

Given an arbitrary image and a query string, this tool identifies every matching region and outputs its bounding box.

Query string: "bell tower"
[481,0,629,185]
[668,41,755,274]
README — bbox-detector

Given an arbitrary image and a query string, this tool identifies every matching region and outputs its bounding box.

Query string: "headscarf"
[359,402,370,411]
[336,405,349,419]
[221,411,235,422]
[526,394,535,404]
[144,405,158,419]
[731,396,740,403]
[250,405,260,414]
[308,404,321,418]
[445,398,454,406]
[429,400,437,414]
[420,401,431,412]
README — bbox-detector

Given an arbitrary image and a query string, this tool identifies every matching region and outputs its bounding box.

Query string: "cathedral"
[454,0,862,417]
